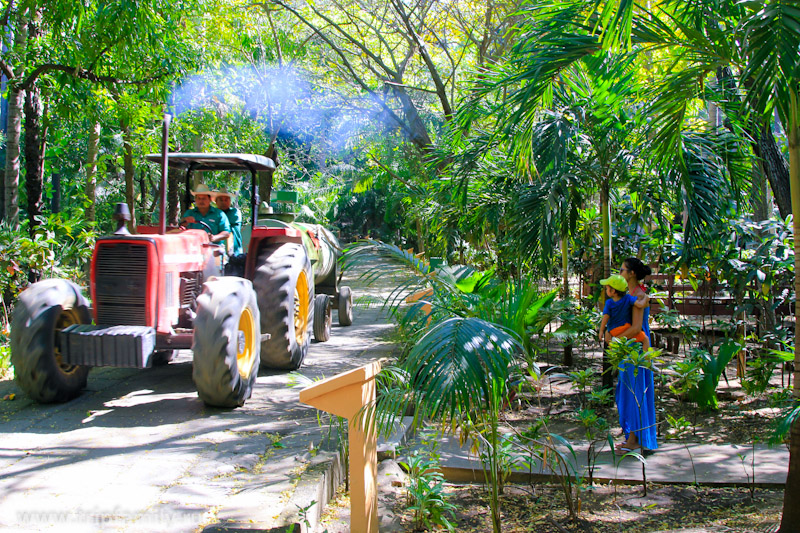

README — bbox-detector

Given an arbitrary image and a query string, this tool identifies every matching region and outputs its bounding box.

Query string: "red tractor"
[10,119,353,407]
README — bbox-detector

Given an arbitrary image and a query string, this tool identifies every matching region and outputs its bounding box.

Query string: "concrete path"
[0,263,398,533]
[415,434,788,487]
[2,255,790,533]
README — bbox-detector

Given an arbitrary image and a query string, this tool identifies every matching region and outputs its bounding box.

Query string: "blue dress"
[615,304,658,450]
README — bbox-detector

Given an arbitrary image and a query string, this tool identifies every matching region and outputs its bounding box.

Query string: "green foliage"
[771,399,800,446]
[477,432,521,495]
[606,337,659,374]
[349,240,559,532]
[768,388,794,409]
[0,215,96,305]
[653,308,699,345]
[688,340,743,411]
[588,387,614,407]
[575,408,608,441]
[568,369,595,408]
[741,349,792,396]
[400,436,456,532]
[667,358,703,399]
[0,334,11,378]
[664,415,692,440]
[548,299,599,344]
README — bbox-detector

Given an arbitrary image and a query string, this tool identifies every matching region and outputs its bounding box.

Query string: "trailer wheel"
[338,285,353,326]
[254,243,314,370]
[11,279,92,403]
[192,277,261,407]
[151,350,175,366]
[313,294,332,342]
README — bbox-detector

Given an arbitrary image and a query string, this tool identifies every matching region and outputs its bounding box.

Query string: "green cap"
[600,274,627,292]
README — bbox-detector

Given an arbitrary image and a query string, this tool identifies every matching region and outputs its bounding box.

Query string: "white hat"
[191,184,217,198]
[215,187,236,198]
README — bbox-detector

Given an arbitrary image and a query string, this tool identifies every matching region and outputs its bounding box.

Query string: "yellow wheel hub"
[237,307,257,380]
[294,271,310,344]
[55,308,82,375]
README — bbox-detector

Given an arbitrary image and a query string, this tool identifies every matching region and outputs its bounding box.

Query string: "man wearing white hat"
[180,184,231,244]
[214,187,243,256]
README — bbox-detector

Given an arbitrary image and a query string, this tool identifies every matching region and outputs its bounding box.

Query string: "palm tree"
[346,240,556,533]
[474,48,641,281]
[739,3,800,528]
[505,0,800,527]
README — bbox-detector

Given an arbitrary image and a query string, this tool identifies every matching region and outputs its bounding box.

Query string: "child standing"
[598,274,649,350]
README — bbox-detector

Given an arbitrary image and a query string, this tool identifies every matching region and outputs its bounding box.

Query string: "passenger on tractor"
[215,187,246,277]
[180,184,231,244]
[214,187,243,256]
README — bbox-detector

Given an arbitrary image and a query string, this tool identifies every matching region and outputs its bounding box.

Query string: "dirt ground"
[522,337,792,446]
[379,483,784,532]
[318,337,790,532]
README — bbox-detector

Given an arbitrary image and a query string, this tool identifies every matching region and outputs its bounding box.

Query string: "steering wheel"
[194,220,213,234]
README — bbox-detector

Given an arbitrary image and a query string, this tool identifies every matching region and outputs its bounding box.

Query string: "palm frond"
[343,239,437,309]
[407,317,522,421]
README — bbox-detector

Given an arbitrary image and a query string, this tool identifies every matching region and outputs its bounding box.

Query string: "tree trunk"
[562,236,570,297]
[168,167,180,226]
[23,78,43,233]
[752,162,770,221]
[22,16,45,234]
[778,95,800,532]
[601,183,611,279]
[193,134,203,189]
[600,182,613,388]
[752,177,778,344]
[121,118,137,233]
[51,173,60,213]
[4,81,22,229]
[416,218,425,254]
[561,237,573,366]
[718,67,790,218]
[780,415,800,533]
[85,120,100,222]
[3,13,26,230]
[393,86,434,153]
[758,121,791,219]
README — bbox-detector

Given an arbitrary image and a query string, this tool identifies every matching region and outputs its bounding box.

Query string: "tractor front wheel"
[254,243,314,370]
[192,277,261,407]
[11,279,92,403]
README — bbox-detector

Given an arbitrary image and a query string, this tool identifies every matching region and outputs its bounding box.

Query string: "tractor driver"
[214,187,243,256]
[180,184,231,244]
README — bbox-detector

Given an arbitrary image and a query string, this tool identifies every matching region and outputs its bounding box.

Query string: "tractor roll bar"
[159,114,171,235]
[145,152,277,231]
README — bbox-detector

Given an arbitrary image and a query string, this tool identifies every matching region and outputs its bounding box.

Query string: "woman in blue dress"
[608,257,658,453]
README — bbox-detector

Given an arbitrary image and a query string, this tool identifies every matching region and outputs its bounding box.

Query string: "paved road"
[0,265,397,533]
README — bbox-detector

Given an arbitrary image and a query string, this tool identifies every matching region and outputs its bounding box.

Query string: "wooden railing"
[647,273,791,318]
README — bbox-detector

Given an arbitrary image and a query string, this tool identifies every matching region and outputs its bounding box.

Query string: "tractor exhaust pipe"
[159,114,172,235]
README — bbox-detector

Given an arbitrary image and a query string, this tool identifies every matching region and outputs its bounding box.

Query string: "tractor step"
[60,324,156,368]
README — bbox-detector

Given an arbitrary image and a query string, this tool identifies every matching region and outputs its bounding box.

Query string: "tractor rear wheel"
[313,294,332,342]
[254,243,314,370]
[192,277,261,407]
[11,279,92,403]
[338,285,353,326]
